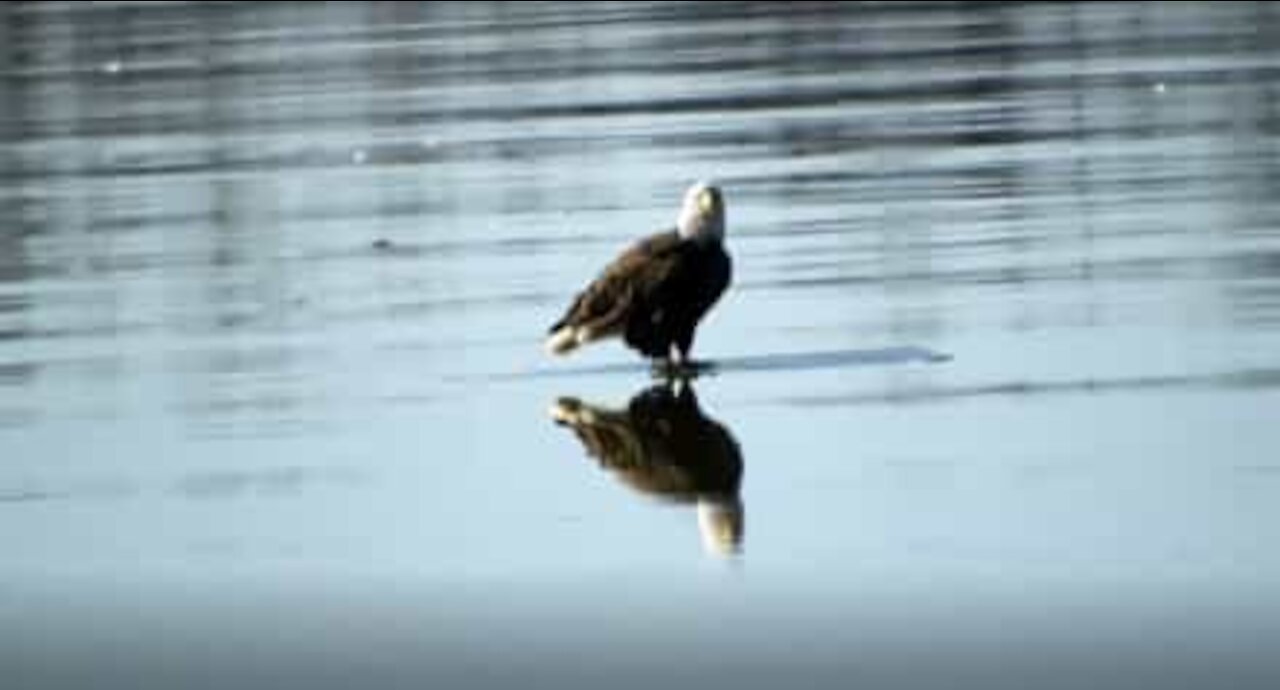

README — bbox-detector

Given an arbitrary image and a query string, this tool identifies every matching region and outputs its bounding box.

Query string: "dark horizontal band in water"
[785,366,1280,407]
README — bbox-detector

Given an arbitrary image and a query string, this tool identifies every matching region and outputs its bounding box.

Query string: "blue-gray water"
[3,2,1280,688]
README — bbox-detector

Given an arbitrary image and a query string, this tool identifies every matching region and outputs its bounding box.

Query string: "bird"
[545,182,732,371]
[550,382,744,556]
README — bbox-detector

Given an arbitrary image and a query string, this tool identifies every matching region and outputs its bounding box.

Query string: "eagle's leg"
[671,342,687,367]
[650,357,674,380]
[670,342,704,380]
[648,345,683,381]
[651,340,711,381]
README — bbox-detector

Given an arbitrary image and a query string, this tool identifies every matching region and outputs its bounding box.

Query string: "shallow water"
[3,2,1280,687]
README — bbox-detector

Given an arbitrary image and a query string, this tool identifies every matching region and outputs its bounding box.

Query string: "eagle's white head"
[676,181,726,244]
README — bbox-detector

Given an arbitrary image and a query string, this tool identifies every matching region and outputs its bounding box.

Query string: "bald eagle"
[545,182,731,366]
[550,383,744,555]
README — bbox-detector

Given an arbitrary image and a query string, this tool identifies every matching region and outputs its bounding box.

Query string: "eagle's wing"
[546,230,683,353]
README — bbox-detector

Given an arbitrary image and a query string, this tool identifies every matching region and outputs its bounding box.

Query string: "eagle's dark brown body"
[547,229,731,361]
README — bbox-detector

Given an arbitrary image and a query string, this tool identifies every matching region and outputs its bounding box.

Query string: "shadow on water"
[550,382,743,557]
[785,366,1280,407]
[493,345,951,382]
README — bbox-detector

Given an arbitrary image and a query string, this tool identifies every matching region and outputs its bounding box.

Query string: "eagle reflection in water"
[550,382,743,556]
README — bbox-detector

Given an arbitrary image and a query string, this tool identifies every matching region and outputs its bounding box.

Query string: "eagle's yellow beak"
[698,189,715,214]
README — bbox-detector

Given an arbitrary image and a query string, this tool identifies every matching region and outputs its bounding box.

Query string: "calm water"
[3,2,1280,687]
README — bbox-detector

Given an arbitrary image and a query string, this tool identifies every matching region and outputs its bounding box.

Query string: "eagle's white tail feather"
[545,326,590,356]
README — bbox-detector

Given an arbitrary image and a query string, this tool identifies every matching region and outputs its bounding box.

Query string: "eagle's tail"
[544,325,590,356]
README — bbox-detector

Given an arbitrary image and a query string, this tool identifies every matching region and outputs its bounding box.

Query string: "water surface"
[3,2,1280,687]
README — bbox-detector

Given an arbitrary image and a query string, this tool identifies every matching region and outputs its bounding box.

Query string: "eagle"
[545,182,732,368]
[550,382,744,555]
